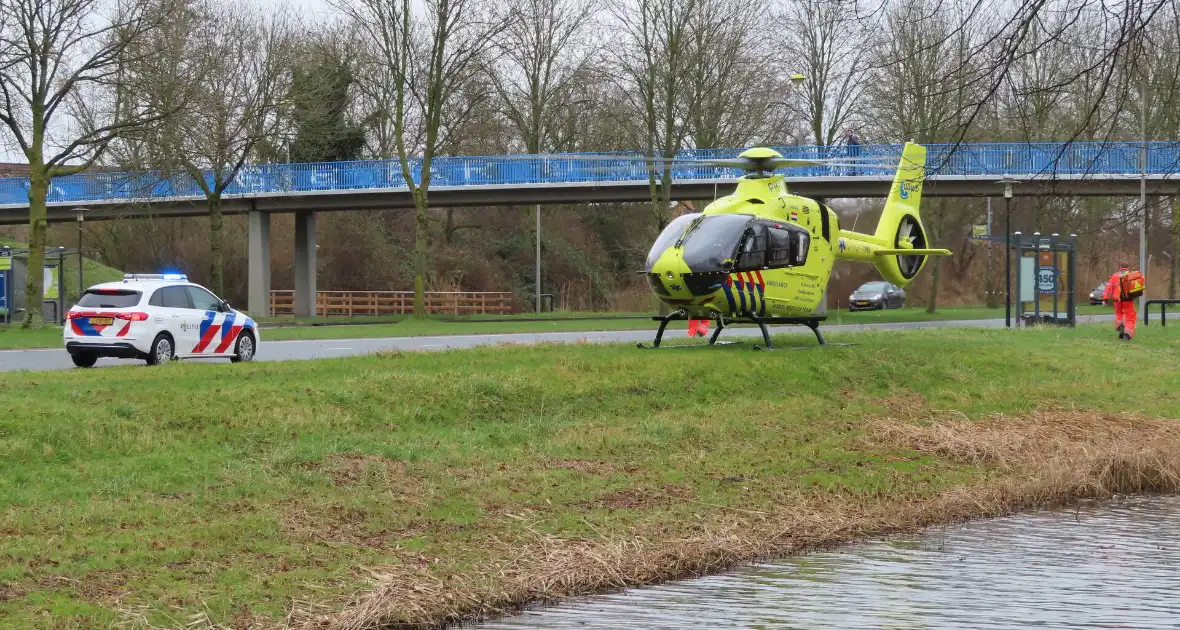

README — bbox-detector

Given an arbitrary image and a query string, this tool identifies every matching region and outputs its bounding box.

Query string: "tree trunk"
[413,187,429,318]
[925,200,945,314]
[1171,196,1179,299]
[22,168,50,329]
[208,194,224,295]
[925,257,942,314]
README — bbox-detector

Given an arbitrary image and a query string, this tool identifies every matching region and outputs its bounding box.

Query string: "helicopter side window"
[735,225,768,270]
[767,225,810,267]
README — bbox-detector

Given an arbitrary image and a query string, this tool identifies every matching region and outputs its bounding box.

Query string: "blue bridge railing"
[2,141,1179,207]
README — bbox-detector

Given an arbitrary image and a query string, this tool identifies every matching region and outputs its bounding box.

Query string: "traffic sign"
[1037,265,1058,293]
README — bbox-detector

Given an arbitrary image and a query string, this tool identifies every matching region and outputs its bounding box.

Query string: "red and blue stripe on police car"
[192,311,256,354]
[68,311,145,337]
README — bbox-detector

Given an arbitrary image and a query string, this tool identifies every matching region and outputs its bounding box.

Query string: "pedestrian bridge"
[2,140,1176,317]
[0,141,1178,226]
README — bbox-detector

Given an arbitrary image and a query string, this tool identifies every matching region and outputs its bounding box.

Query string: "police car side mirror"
[220,300,232,312]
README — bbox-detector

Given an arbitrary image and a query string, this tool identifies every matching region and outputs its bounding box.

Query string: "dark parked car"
[1090,281,1109,305]
[848,281,906,311]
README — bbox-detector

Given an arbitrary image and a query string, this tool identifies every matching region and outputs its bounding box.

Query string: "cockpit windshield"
[679,214,754,272]
[645,213,700,271]
[645,213,810,275]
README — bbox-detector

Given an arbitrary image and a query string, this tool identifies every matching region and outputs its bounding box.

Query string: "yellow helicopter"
[639,141,951,349]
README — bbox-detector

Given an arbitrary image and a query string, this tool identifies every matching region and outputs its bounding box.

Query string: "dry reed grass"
[287,410,1180,630]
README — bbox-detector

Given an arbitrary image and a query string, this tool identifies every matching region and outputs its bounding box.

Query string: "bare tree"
[151,1,293,295]
[1129,0,1180,295]
[0,0,182,327]
[490,0,599,154]
[684,0,778,149]
[609,0,698,233]
[776,0,867,147]
[865,0,984,312]
[338,0,513,316]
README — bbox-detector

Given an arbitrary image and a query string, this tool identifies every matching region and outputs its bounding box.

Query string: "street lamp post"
[76,210,84,301]
[998,179,1018,328]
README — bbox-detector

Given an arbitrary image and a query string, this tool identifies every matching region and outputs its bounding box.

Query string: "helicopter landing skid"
[748,315,826,351]
[636,312,826,350]
[638,311,733,349]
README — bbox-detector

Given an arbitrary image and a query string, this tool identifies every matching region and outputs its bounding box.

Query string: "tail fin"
[874,142,926,242]
[835,142,948,287]
[871,142,934,285]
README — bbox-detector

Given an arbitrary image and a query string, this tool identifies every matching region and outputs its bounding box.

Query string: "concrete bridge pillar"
[294,210,317,318]
[248,210,271,317]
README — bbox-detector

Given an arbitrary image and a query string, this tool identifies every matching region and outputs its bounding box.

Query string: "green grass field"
[1,323,1177,627]
[0,304,1112,349]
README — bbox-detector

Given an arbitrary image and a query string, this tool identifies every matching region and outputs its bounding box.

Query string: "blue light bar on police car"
[122,273,188,281]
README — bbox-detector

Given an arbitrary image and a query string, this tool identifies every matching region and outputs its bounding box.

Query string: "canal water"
[477,496,1180,628]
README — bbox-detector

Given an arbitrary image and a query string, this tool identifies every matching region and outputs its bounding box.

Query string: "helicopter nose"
[646,266,676,296]
[646,258,688,297]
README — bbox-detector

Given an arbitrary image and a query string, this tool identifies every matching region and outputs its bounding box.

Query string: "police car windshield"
[679,214,753,272]
[77,289,141,308]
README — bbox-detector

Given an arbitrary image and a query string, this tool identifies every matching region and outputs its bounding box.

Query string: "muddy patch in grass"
[280,501,412,550]
[544,460,618,476]
[0,582,26,603]
[576,484,695,511]
[323,453,415,489]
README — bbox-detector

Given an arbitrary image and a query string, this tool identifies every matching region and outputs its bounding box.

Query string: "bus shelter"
[1014,232,1077,327]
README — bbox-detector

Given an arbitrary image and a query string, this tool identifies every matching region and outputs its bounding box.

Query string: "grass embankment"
[0,304,1111,349]
[1,325,1179,628]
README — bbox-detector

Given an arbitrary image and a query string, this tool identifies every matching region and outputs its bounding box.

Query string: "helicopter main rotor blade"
[493,150,902,175]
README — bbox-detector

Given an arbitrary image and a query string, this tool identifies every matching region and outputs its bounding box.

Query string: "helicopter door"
[767,224,810,268]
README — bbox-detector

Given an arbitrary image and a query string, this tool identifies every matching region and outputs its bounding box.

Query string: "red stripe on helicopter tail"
[754,270,765,289]
[214,325,243,353]
[193,324,221,353]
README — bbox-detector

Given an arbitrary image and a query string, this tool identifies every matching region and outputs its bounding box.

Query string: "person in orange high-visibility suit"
[1103,264,1137,340]
[688,319,710,338]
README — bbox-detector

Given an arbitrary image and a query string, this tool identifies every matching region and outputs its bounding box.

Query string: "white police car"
[63,273,259,368]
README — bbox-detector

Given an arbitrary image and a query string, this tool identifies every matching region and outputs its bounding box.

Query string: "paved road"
[0,314,1116,373]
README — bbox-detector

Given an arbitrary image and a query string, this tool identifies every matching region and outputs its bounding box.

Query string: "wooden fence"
[269,290,515,317]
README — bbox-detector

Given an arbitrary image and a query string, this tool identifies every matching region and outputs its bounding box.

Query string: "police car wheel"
[146,333,174,366]
[231,332,255,363]
[70,353,98,368]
